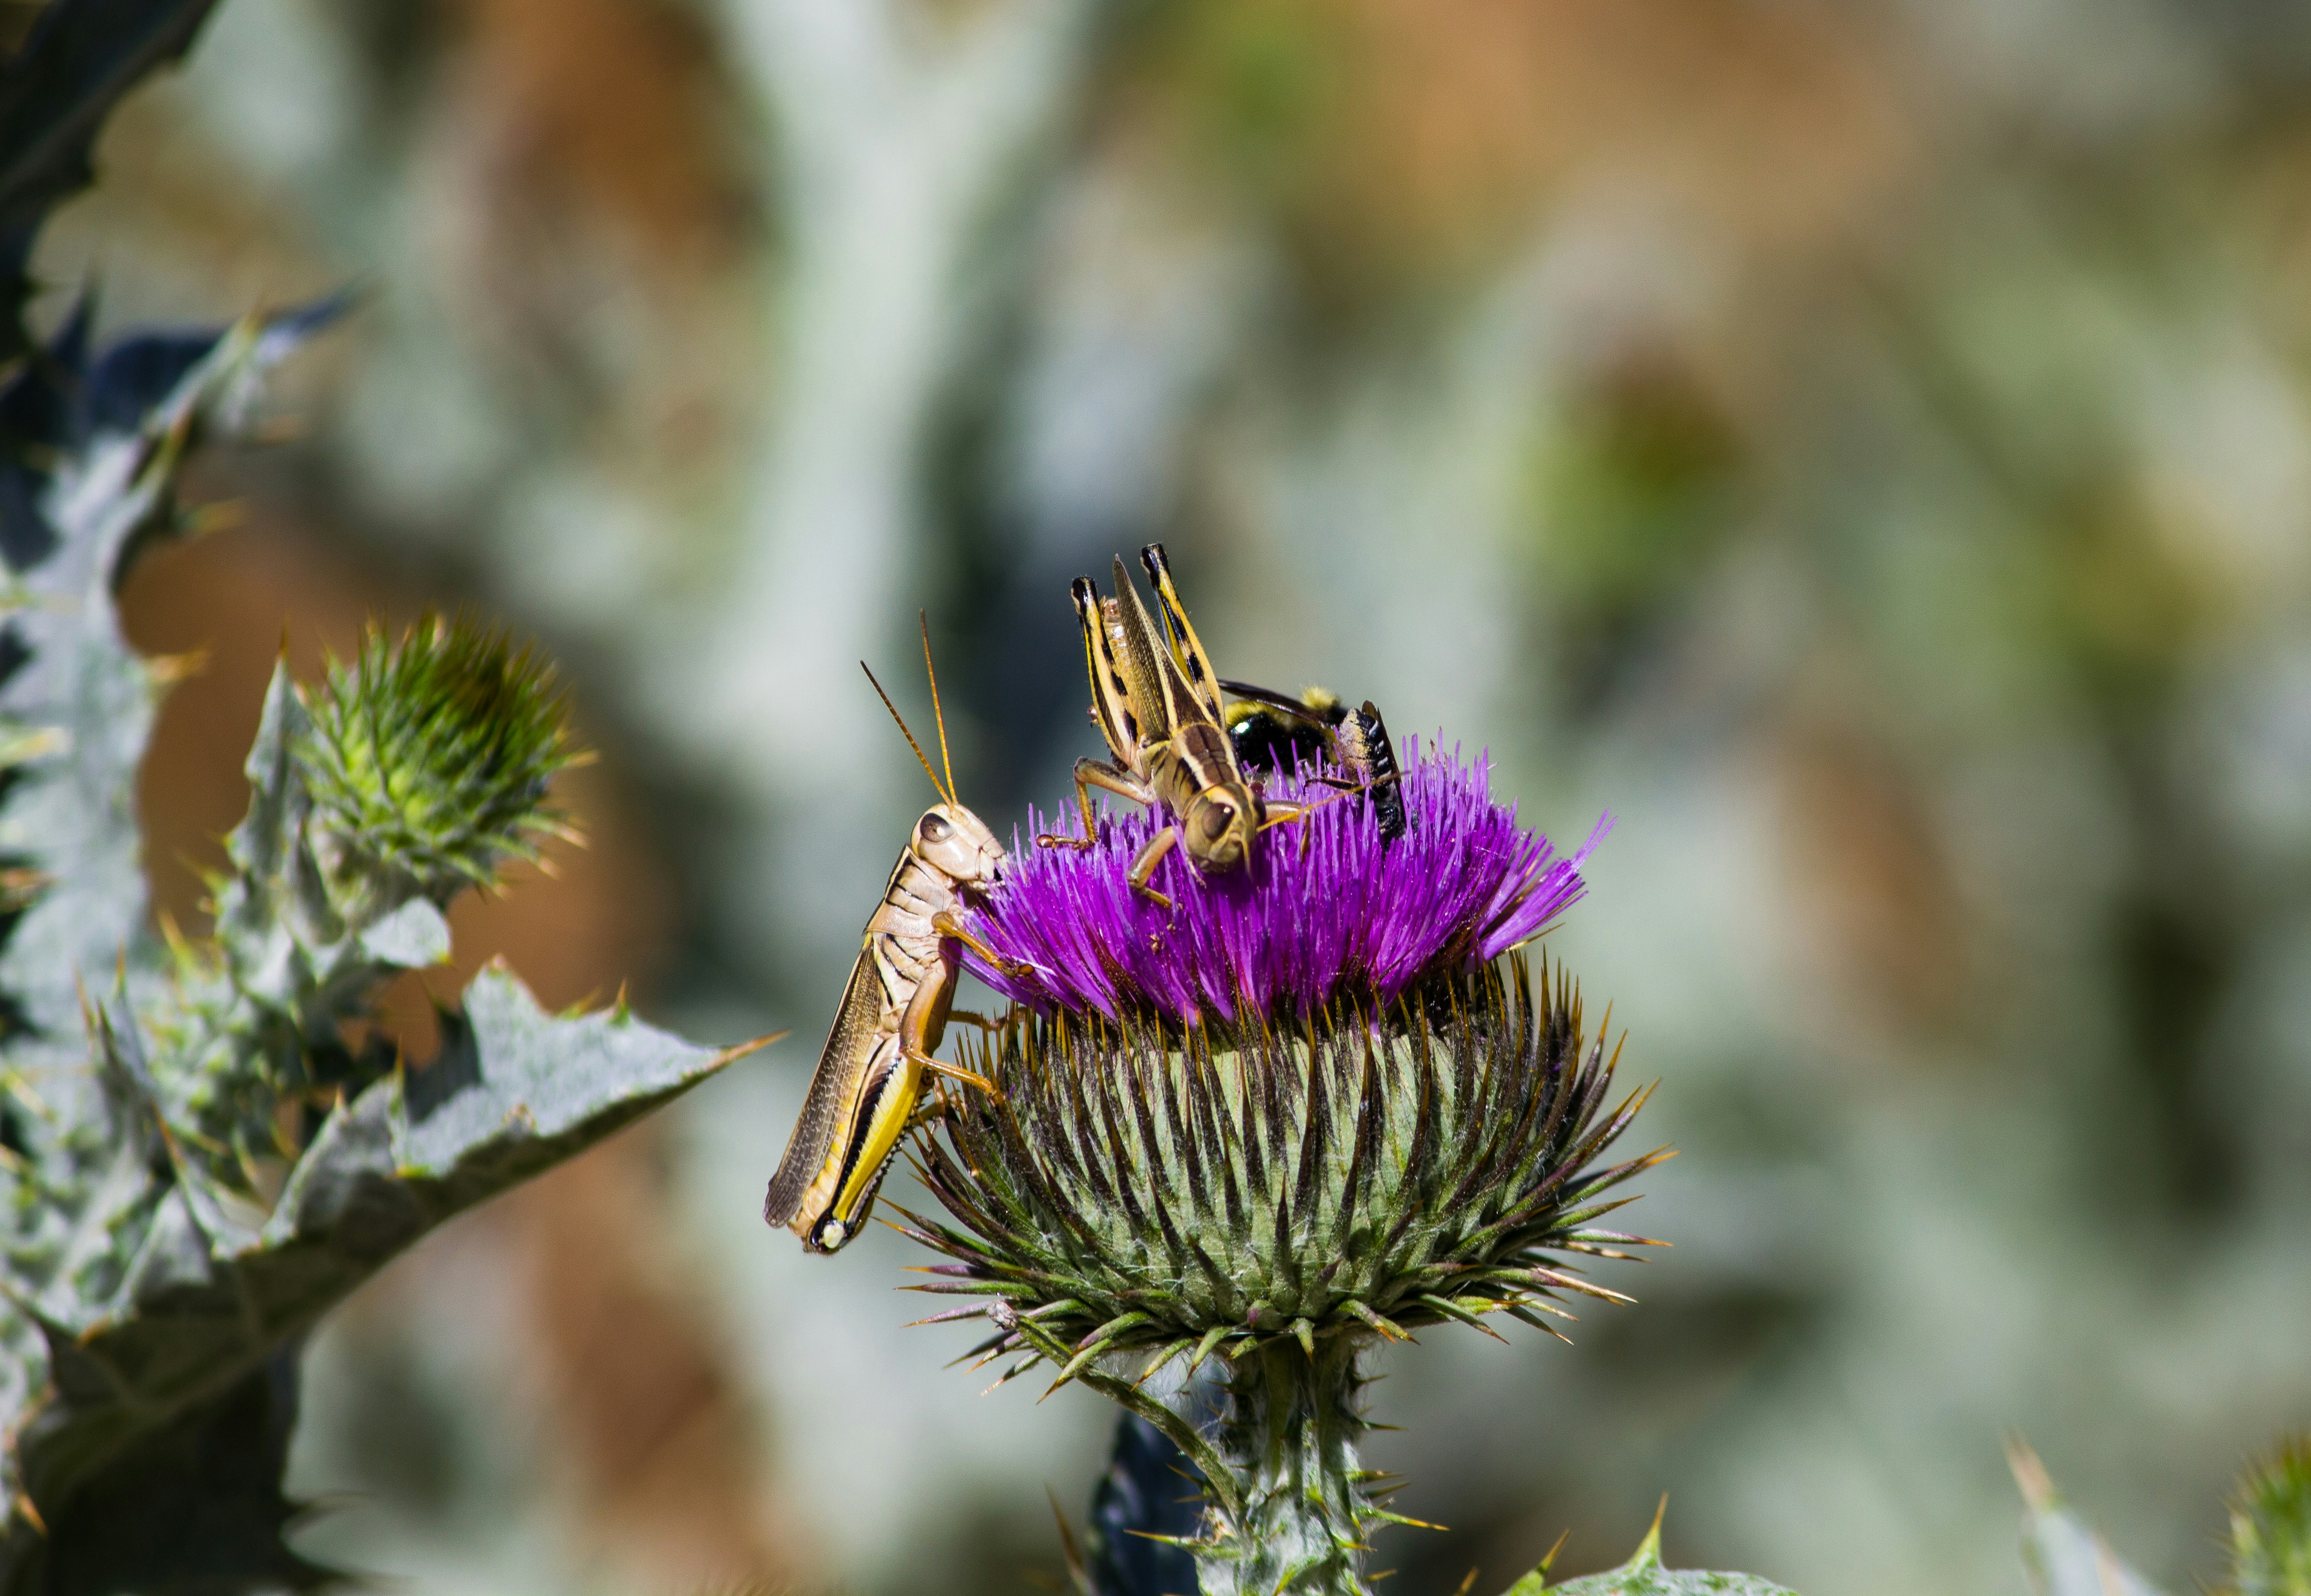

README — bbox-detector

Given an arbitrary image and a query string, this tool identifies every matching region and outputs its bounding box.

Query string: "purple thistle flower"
[965,737,1609,1027]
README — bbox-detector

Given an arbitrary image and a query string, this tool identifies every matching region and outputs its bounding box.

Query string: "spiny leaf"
[0,965,755,1585]
[1506,1500,1797,1594]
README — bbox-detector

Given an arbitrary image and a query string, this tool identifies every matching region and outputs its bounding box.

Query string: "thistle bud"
[299,616,574,905]
[901,743,1658,1594]
[2229,1439,2311,1596]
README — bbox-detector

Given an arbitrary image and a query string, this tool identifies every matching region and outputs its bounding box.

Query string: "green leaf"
[0,964,752,1588]
[1508,1507,1799,1595]
[0,314,339,1552]
[355,898,453,970]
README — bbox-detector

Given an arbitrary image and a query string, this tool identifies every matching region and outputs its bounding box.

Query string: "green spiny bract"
[2230,1438,2311,1596]
[910,954,1658,1378]
[903,952,1659,1593]
[301,615,575,908]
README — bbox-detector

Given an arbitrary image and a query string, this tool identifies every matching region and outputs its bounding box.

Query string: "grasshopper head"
[912,801,1007,894]
[1183,787,1257,874]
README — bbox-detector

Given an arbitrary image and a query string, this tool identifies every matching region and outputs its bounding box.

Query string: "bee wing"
[764,947,887,1226]
[1140,544,1227,720]
[1219,677,1341,727]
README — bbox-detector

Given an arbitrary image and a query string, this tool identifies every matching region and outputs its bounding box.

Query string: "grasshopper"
[1219,681,1409,847]
[1036,543,1315,909]
[763,620,1030,1254]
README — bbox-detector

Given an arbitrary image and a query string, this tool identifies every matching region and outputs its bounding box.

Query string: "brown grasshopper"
[1036,544,1314,909]
[764,620,1030,1254]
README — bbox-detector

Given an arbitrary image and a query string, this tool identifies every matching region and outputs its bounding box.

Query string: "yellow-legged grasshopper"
[763,620,1030,1254]
[1036,543,1314,909]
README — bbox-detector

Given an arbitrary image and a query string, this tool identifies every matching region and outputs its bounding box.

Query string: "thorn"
[250,414,310,445]
[2005,1435,2055,1512]
[1047,1487,1093,1595]
[1627,1495,1666,1569]
[982,1355,1040,1397]
[713,1029,790,1067]
[0,1070,55,1124]
[904,1304,990,1328]
[13,1494,45,1536]
[1186,1322,1233,1376]
[1450,1569,1479,1596]
[1535,1527,1569,1576]
[179,498,247,538]
[145,646,212,687]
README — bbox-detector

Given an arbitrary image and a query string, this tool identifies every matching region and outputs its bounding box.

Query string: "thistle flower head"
[905,953,1659,1382]
[907,720,1648,1593]
[966,740,1609,1027]
[300,615,575,899]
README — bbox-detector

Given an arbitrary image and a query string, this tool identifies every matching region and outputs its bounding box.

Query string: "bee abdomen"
[1351,701,1410,846]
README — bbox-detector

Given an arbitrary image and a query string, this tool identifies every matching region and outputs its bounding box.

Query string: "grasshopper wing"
[764,949,887,1227]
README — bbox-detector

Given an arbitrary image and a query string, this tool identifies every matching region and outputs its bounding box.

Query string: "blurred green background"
[30,0,2311,1590]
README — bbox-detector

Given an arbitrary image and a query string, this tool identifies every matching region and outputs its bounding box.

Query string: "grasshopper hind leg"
[911,1051,1002,1100]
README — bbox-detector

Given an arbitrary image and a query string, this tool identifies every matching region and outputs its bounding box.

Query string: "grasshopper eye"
[1196,803,1235,843]
[918,813,952,844]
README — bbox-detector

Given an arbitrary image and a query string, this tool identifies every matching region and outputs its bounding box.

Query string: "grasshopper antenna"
[862,661,951,805]
[919,610,959,803]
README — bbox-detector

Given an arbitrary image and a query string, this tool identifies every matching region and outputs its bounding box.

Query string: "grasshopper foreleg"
[1256,798,1311,831]
[1254,769,1404,856]
[931,908,1039,981]
[1126,826,1180,910]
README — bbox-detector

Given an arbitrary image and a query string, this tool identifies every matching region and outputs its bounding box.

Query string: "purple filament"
[966,737,1608,1029]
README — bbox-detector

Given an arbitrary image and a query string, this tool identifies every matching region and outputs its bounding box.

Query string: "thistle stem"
[1197,1337,1375,1596]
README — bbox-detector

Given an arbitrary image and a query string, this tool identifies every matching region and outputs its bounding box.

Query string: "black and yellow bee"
[1219,680,1409,847]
